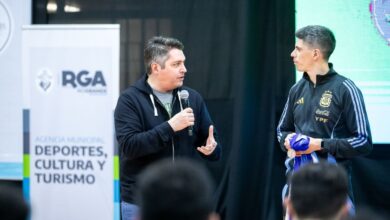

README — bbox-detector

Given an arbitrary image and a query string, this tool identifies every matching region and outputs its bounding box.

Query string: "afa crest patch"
[319,90,332,108]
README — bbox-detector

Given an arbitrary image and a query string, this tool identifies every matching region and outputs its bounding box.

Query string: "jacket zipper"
[152,93,178,163]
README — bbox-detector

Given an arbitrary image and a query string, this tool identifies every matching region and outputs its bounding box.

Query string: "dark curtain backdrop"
[213,0,295,219]
[30,0,390,219]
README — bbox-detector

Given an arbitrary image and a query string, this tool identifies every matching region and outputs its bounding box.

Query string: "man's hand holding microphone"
[168,106,217,156]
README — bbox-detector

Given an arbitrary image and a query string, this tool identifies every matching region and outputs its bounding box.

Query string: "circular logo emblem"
[0,1,12,53]
[370,0,390,45]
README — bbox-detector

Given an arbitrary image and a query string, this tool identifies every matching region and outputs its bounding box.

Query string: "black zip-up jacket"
[277,64,372,201]
[114,74,221,203]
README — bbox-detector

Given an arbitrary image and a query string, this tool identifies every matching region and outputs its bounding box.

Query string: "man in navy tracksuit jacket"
[115,36,221,220]
[277,25,372,214]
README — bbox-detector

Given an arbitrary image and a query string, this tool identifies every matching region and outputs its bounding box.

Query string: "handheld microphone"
[179,90,193,136]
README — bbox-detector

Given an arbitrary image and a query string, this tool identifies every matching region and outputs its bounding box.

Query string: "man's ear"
[150,62,160,74]
[338,201,351,219]
[208,212,220,220]
[313,48,322,60]
[284,197,296,217]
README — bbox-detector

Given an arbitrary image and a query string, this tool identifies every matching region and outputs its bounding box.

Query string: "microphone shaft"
[181,97,193,136]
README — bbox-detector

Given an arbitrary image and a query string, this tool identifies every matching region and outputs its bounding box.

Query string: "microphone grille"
[179,90,189,99]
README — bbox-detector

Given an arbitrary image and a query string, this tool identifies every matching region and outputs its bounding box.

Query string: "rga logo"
[36,68,54,93]
[62,70,107,95]
[0,1,12,53]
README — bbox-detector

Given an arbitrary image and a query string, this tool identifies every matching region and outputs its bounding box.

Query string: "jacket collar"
[133,74,180,95]
[303,63,337,85]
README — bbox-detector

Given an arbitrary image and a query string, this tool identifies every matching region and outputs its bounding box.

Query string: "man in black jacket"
[277,25,372,213]
[115,36,221,220]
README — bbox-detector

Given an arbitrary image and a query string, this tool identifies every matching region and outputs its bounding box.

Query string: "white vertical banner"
[0,0,31,180]
[22,25,120,220]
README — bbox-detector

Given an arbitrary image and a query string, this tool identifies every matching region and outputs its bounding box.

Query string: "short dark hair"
[295,25,336,60]
[289,162,348,219]
[0,184,29,220]
[144,36,184,74]
[138,159,214,220]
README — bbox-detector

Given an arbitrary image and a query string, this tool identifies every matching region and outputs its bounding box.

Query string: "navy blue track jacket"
[277,64,372,159]
[277,64,372,200]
